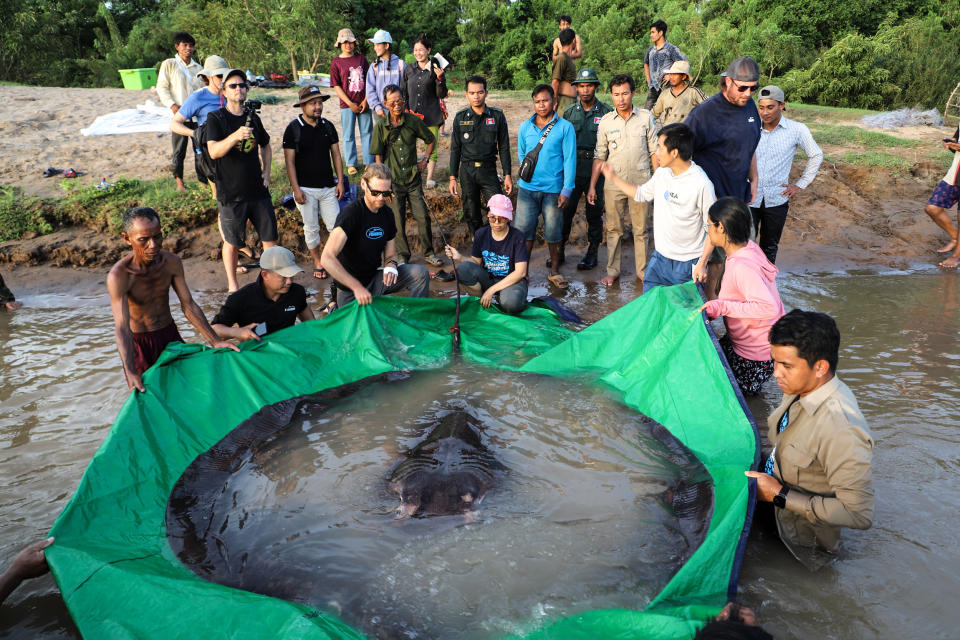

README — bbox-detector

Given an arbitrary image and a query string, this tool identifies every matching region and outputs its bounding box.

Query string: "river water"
[1,267,958,638]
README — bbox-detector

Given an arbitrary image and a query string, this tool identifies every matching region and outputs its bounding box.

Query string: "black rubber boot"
[577,244,599,270]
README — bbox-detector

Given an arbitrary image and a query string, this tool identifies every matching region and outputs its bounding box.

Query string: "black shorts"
[218,198,278,247]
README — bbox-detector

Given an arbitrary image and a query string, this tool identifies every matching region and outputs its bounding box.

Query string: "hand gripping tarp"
[47,282,758,639]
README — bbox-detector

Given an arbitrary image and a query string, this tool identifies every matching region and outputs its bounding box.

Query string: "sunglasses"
[735,82,758,93]
[368,188,393,197]
[226,82,248,90]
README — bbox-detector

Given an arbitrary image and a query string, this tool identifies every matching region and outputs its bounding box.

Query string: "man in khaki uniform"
[588,73,658,286]
[746,310,874,570]
[651,60,705,126]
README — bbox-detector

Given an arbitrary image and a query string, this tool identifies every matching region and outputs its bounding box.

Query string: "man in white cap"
[365,30,405,123]
[156,32,203,191]
[283,85,345,280]
[211,246,314,341]
[651,60,705,126]
[753,85,823,264]
[169,55,231,199]
[444,194,529,314]
[330,27,372,175]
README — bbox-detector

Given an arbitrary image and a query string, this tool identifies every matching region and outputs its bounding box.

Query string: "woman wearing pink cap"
[444,194,529,313]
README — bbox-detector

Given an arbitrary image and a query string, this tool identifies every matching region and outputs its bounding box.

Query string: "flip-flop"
[43,167,63,177]
[313,267,328,280]
[321,300,338,316]
[238,247,260,261]
[547,273,569,289]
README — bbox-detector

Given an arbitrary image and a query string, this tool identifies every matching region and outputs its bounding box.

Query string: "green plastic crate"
[118,67,158,90]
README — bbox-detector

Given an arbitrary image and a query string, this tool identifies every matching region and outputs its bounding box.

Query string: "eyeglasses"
[735,82,758,93]
[384,99,404,107]
[488,215,509,222]
[368,188,393,197]
[226,82,248,90]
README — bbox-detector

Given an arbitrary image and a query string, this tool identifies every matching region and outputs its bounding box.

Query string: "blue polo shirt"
[178,88,224,126]
[685,93,761,201]
[517,112,576,197]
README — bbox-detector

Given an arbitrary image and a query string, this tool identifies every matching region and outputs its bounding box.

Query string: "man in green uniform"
[552,29,578,115]
[556,68,612,271]
[371,84,442,266]
[448,75,513,236]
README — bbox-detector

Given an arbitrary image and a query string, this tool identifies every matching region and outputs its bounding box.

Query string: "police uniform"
[560,68,612,269]
[449,105,511,234]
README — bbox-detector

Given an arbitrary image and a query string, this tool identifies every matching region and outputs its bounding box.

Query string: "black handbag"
[518,118,557,182]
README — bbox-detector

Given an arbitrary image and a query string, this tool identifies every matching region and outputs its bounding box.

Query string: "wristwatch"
[773,486,790,509]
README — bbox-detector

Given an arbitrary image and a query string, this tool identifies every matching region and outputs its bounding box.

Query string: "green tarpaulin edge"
[47,283,756,639]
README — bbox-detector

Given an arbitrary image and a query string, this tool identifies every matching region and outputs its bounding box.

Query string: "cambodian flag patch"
[593,117,601,124]
[485,118,495,125]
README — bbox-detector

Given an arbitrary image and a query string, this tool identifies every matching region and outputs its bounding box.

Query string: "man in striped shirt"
[753,85,823,264]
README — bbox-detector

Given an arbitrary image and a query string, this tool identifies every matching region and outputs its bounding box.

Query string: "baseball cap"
[487,194,513,221]
[720,57,760,83]
[259,246,303,277]
[336,28,357,46]
[758,85,785,103]
[293,85,331,107]
[369,29,393,44]
[224,68,247,83]
[573,68,600,85]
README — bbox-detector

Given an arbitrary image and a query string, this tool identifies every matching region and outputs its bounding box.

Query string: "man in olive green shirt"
[746,310,874,570]
[552,29,577,115]
[651,60,706,126]
[589,73,659,286]
[371,84,441,266]
[559,68,612,271]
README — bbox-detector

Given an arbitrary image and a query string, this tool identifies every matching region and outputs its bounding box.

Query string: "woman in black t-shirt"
[401,33,448,189]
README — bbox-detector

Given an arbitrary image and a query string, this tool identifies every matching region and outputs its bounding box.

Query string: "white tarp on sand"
[81,100,172,136]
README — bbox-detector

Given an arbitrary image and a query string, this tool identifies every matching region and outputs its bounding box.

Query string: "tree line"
[1,0,957,111]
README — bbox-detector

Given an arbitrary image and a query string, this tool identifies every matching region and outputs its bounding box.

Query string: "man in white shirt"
[601,122,716,294]
[156,32,203,191]
[753,85,823,263]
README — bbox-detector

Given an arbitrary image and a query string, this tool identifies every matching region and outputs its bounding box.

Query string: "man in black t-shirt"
[320,163,430,308]
[206,68,277,292]
[211,246,314,341]
[283,85,346,279]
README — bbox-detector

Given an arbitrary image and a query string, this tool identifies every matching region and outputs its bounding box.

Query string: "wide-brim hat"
[198,55,230,78]
[664,60,691,78]
[336,28,358,46]
[294,84,331,107]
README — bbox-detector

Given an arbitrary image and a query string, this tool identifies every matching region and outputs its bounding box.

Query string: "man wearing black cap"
[283,85,346,280]
[206,68,277,292]
[685,56,762,295]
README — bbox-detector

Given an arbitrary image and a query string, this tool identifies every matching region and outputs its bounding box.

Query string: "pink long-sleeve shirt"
[704,240,784,361]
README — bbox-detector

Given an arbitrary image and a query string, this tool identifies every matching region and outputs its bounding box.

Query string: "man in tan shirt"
[588,73,659,286]
[651,60,705,126]
[156,32,203,191]
[746,310,874,570]
[552,29,577,115]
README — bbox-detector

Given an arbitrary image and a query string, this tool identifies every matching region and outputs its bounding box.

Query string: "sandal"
[321,300,338,316]
[238,246,260,261]
[347,166,358,176]
[313,267,328,280]
[547,273,569,289]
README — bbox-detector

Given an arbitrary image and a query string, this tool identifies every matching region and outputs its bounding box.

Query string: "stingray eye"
[461,493,474,503]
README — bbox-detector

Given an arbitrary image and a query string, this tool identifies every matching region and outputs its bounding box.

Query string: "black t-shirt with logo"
[211,275,307,335]
[206,107,271,203]
[282,116,339,189]
[333,197,397,287]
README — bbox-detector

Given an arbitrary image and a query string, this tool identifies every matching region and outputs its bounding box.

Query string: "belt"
[577,150,594,159]
[466,160,496,168]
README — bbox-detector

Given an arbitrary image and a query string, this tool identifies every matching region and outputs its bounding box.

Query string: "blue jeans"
[339,108,373,167]
[642,250,699,293]
[456,261,528,314]
[515,188,563,243]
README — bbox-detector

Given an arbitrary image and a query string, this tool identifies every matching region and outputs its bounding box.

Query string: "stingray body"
[389,410,503,518]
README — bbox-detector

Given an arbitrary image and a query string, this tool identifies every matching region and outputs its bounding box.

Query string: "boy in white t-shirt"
[601,122,716,293]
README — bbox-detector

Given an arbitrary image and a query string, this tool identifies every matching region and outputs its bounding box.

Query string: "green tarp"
[48,282,758,639]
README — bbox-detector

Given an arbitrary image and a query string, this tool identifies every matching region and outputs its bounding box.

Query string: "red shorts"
[132,323,183,375]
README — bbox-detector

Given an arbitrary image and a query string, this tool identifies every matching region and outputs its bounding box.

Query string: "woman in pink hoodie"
[699,197,785,395]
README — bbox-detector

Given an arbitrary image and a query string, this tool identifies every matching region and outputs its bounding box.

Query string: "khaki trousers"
[604,188,651,279]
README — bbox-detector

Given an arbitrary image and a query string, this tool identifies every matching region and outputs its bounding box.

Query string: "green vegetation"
[807,124,928,149]
[1,0,956,111]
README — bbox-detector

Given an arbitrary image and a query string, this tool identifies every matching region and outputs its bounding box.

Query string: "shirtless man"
[107,207,238,392]
[551,16,582,61]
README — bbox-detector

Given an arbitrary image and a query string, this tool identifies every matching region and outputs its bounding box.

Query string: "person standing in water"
[107,207,238,392]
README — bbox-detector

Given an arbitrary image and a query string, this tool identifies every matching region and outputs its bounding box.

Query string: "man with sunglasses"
[206,69,277,292]
[685,56,762,296]
[321,163,430,308]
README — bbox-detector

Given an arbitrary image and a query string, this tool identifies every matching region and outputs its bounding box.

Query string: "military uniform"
[449,105,511,235]
[561,91,612,268]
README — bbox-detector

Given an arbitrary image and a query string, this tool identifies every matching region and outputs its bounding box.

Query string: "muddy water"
[1,268,958,638]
